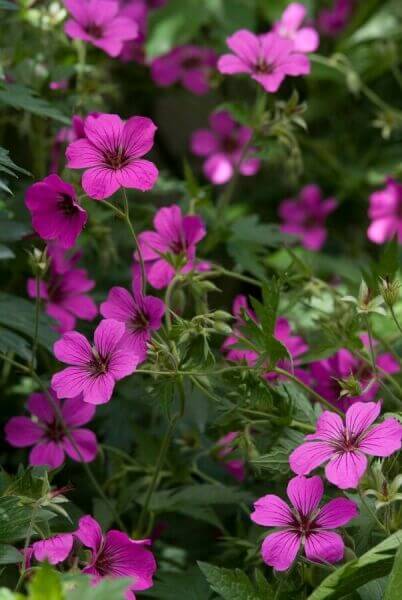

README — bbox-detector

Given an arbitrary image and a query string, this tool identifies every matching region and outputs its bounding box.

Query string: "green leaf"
[384,543,402,600]
[0,497,34,544]
[230,215,296,248]
[28,564,63,600]
[64,574,131,599]
[0,84,69,124]
[251,428,304,475]
[0,1,18,9]
[0,245,14,260]
[147,566,212,599]
[0,219,30,242]
[0,544,23,565]
[198,562,263,600]
[0,328,31,361]
[206,0,257,33]
[0,590,23,600]
[0,293,58,353]
[146,0,209,58]
[308,531,402,600]
[0,146,30,178]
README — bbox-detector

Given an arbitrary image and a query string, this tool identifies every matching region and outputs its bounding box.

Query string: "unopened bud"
[211,310,232,321]
[214,321,233,335]
[335,374,362,398]
[379,277,400,307]
[28,247,49,277]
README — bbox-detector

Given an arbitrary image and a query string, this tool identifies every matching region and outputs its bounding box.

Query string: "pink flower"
[251,475,358,571]
[75,515,157,599]
[63,0,139,58]
[222,295,310,383]
[218,30,310,93]
[311,344,399,413]
[151,45,217,95]
[278,184,337,251]
[290,402,402,489]
[216,432,245,482]
[29,534,74,565]
[367,178,402,244]
[317,0,355,37]
[190,111,260,185]
[52,319,140,405]
[274,3,319,53]
[66,113,158,200]
[5,390,98,469]
[135,204,207,289]
[51,114,99,173]
[25,175,87,249]
[27,248,97,334]
[100,277,165,359]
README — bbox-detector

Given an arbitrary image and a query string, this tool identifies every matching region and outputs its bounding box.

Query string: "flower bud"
[28,247,49,277]
[379,277,400,307]
[335,374,362,398]
[214,321,233,335]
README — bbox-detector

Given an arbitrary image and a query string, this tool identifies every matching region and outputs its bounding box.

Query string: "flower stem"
[364,314,378,379]
[30,270,42,370]
[358,486,388,534]
[390,306,402,335]
[121,189,147,295]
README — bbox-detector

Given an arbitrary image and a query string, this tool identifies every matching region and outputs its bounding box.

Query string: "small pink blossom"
[52,319,140,405]
[278,184,337,251]
[66,113,158,200]
[290,402,402,489]
[222,295,310,383]
[135,204,207,289]
[100,276,165,359]
[367,178,402,244]
[29,534,74,565]
[151,45,217,95]
[5,390,98,469]
[25,175,87,249]
[218,30,310,93]
[251,475,358,570]
[51,113,99,173]
[64,0,139,58]
[27,247,97,334]
[217,432,245,482]
[75,515,157,599]
[274,3,319,53]
[190,111,260,185]
[317,0,355,37]
[311,344,399,413]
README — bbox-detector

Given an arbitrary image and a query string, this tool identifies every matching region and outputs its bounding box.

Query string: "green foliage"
[384,543,402,600]
[0,85,69,124]
[28,564,63,600]
[198,562,270,600]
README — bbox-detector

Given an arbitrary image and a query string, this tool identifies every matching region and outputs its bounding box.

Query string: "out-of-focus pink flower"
[278,184,337,251]
[290,402,402,489]
[135,204,207,289]
[66,113,158,200]
[190,111,260,185]
[218,30,310,93]
[27,247,97,334]
[151,45,217,95]
[311,342,399,413]
[216,432,245,482]
[5,390,98,469]
[367,178,402,244]
[251,475,358,570]
[49,80,69,90]
[63,0,139,58]
[25,175,87,249]
[75,515,157,599]
[222,295,310,383]
[100,276,165,359]
[317,0,355,37]
[52,319,140,405]
[274,3,319,53]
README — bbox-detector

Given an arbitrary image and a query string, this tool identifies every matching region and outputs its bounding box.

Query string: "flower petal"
[315,498,359,528]
[100,287,136,322]
[346,402,381,438]
[33,534,74,565]
[53,331,92,366]
[261,530,300,571]
[250,494,293,527]
[287,475,324,517]
[82,373,116,405]
[226,30,260,65]
[29,441,65,469]
[289,441,334,475]
[82,166,121,200]
[304,531,344,564]
[27,392,57,424]
[325,451,367,489]
[66,139,102,169]
[52,366,89,399]
[121,116,157,159]
[359,418,402,457]
[5,417,43,447]
[94,318,125,357]
[115,160,159,192]
[75,515,103,552]
[62,394,95,427]
[63,428,98,462]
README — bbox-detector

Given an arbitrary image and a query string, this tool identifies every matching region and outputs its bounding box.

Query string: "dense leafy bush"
[1,1,402,598]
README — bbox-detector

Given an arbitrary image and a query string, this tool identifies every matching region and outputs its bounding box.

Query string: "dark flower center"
[46,419,65,442]
[93,548,112,577]
[104,147,131,170]
[85,24,104,39]
[181,56,202,70]
[255,59,274,74]
[89,348,109,375]
[290,512,318,537]
[222,135,239,154]
[58,193,77,217]
[129,309,149,332]
[169,237,187,255]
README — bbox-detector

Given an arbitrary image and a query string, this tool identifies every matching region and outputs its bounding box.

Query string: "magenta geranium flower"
[278,184,337,251]
[27,247,97,334]
[5,390,98,469]
[190,111,260,185]
[100,276,165,359]
[66,113,158,200]
[367,178,402,244]
[222,295,310,383]
[52,319,140,405]
[135,204,207,289]
[274,2,319,53]
[63,0,139,58]
[290,402,402,489]
[216,432,245,482]
[218,30,310,93]
[311,343,399,412]
[317,0,355,37]
[75,515,157,599]
[251,475,358,571]
[151,45,217,95]
[25,175,87,249]
[29,534,74,565]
